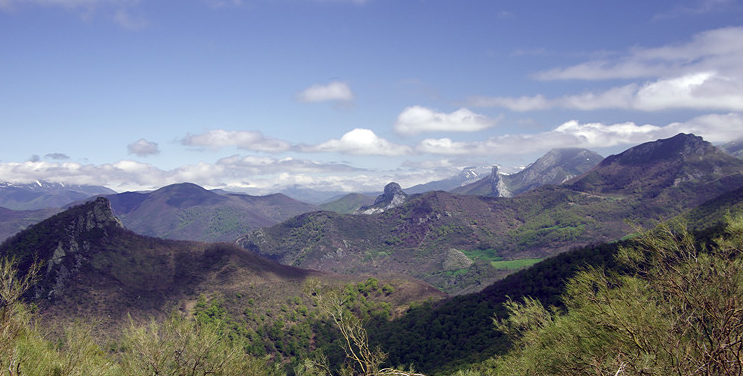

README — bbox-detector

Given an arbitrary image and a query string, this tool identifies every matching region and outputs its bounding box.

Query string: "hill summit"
[0,197,319,323]
[567,133,743,199]
[454,148,602,197]
[355,182,408,214]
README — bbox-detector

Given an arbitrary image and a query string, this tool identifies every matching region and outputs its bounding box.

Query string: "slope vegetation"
[0,198,442,335]
[239,134,743,294]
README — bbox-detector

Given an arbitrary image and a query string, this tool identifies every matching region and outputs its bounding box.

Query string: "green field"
[461,248,544,270]
[490,258,544,269]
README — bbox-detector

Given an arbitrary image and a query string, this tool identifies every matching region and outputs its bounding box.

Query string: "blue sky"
[2,0,743,195]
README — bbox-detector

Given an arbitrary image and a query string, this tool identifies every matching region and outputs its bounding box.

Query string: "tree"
[468,218,743,375]
[119,312,280,376]
[303,278,425,376]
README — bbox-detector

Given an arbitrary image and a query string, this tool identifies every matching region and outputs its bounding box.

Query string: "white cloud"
[468,94,553,111]
[181,130,292,153]
[301,128,412,156]
[470,72,743,112]
[534,27,743,81]
[296,81,355,103]
[470,27,743,113]
[0,155,366,193]
[2,113,741,194]
[633,72,743,111]
[127,138,160,157]
[394,106,499,135]
[215,155,361,174]
[416,113,743,156]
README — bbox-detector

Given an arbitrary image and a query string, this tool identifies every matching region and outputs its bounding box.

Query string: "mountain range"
[0,181,114,210]
[1,132,743,373]
[104,182,318,242]
[0,197,443,333]
[404,166,488,194]
[452,148,603,197]
[238,134,743,294]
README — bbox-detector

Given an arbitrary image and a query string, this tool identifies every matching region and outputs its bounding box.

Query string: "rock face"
[356,182,408,214]
[505,148,603,194]
[1,197,124,300]
[490,166,512,198]
[442,249,474,270]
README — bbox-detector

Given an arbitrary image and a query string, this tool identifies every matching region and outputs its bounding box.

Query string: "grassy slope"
[369,180,743,374]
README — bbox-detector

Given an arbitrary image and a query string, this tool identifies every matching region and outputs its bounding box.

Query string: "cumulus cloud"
[301,128,412,156]
[181,130,292,153]
[296,81,355,103]
[127,139,160,157]
[416,113,743,156]
[394,106,499,135]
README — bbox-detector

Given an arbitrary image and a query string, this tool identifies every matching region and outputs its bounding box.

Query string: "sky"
[2,0,743,196]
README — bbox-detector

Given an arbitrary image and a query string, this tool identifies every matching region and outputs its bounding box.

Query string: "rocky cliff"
[356,182,408,214]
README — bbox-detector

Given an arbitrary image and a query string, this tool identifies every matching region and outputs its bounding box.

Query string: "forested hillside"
[455,216,743,375]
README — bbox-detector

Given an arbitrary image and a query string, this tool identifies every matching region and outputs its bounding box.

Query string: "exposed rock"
[17,197,124,299]
[442,249,474,270]
[490,166,512,198]
[355,182,408,214]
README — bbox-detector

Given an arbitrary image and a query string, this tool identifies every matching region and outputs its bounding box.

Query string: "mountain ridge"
[453,148,602,197]
[105,182,318,242]
[0,180,115,210]
[238,134,743,294]
[0,197,443,333]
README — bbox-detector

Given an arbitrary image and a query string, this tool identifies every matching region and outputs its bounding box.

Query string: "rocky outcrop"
[0,197,124,300]
[490,166,512,198]
[43,198,123,298]
[356,182,408,215]
[442,249,474,270]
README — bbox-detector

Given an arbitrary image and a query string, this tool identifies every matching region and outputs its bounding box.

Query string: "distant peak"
[602,133,713,166]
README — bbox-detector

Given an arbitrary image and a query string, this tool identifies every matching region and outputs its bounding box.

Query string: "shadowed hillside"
[0,198,443,336]
[239,134,743,294]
